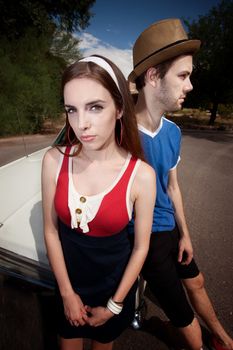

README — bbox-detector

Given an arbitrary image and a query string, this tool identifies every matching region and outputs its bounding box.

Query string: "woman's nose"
[78,113,90,130]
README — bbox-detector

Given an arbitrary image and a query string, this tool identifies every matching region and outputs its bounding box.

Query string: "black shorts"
[142,226,200,328]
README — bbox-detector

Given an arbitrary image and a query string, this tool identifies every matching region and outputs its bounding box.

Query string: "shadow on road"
[182,129,233,143]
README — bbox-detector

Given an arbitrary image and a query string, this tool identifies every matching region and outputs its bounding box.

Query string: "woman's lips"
[80,135,96,142]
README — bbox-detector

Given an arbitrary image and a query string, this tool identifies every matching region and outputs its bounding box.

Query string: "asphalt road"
[0,134,57,166]
[0,130,233,350]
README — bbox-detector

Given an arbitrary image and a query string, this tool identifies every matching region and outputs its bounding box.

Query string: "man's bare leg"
[178,316,203,350]
[183,273,233,349]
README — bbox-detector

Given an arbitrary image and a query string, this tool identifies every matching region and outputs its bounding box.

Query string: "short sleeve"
[170,124,181,170]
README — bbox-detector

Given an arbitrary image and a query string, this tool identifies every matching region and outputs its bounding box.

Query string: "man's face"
[156,55,193,113]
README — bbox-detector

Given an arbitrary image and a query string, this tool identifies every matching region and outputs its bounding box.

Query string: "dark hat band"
[134,39,190,69]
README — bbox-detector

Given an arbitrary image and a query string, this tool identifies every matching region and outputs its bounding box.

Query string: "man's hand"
[178,235,193,265]
[85,306,114,327]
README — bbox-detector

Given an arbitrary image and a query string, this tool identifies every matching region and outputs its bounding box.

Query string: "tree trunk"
[209,101,218,125]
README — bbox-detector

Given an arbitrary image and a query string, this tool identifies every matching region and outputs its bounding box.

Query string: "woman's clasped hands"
[63,291,114,328]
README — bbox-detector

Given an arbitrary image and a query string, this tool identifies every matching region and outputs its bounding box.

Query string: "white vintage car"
[0,131,65,288]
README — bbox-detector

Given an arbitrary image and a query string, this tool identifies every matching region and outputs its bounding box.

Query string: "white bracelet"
[107,297,123,315]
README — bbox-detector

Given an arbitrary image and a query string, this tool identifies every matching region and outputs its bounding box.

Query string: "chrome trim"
[0,247,55,289]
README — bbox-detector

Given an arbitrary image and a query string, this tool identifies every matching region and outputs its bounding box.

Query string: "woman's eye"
[90,104,103,112]
[65,108,75,115]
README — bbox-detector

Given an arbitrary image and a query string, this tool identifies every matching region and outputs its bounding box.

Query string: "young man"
[128,18,233,350]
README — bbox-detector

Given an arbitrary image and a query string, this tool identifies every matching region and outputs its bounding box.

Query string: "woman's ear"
[116,109,123,120]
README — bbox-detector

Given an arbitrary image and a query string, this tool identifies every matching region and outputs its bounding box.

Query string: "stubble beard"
[158,83,182,114]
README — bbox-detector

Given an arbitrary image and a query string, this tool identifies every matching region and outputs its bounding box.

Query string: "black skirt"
[55,219,137,343]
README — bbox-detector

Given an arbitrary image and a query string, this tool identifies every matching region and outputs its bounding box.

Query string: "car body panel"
[0,147,54,287]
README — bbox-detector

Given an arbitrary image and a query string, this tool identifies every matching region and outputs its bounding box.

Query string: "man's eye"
[179,74,188,80]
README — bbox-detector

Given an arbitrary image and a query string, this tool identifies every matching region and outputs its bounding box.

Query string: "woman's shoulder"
[42,146,65,169]
[131,159,156,202]
[135,159,156,184]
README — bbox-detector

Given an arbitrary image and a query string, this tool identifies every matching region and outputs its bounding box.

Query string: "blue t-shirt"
[128,116,181,233]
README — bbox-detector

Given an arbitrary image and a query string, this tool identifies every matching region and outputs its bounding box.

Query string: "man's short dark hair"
[135,53,193,91]
[135,56,175,90]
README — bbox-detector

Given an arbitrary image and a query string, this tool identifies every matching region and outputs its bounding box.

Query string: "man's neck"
[135,91,164,132]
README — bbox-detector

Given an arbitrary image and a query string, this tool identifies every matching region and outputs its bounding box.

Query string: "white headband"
[79,56,120,91]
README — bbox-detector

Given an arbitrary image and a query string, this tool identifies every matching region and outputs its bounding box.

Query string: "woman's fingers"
[67,315,86,326]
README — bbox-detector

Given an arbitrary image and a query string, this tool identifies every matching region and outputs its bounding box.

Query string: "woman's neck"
[78,143,125,164]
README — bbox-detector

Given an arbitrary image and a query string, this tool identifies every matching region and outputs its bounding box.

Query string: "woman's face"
[64,77,121,150]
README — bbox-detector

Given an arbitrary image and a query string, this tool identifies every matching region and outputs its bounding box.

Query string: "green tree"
[0,0,95,136]
[185,0,233,125]
[50,30,81,64]
[0,30,64,135]
[0,0,95,38]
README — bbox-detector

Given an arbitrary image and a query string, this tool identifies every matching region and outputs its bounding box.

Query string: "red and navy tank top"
[54,147,140,237]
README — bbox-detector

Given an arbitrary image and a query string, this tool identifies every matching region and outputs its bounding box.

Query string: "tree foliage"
[185,0,233,124]
[50,31,81,64]
[0,0,95,136]
[0,0,95,38]
[0,30,64,135]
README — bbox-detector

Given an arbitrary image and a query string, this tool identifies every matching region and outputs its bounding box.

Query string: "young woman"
[41,55,156,350]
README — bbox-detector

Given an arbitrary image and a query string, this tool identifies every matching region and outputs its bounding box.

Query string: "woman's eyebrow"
[86,99,106,107]
[64,104,76,109]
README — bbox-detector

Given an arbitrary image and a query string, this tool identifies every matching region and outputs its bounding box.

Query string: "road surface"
[0,134,56,166]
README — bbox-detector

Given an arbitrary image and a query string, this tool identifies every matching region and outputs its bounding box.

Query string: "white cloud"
[77,32,133,78]
[78,32,101,50]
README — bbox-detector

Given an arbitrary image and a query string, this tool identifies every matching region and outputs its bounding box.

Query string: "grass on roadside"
[166,108,233,131]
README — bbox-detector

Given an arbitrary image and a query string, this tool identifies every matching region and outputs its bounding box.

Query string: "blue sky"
[77,0,221,77]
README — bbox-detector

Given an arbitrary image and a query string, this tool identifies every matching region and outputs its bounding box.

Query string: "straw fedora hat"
[128,18,201,82]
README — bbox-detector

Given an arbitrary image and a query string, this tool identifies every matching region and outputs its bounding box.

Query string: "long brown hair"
[57,55,144,160]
